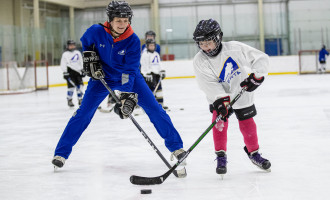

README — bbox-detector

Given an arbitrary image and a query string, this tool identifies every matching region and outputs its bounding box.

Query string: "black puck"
[141,189,152,194]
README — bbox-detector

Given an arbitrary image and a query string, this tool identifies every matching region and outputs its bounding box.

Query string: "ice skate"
[67,99,74,107]
[215,150,227,179]
[171,148,187,166]
[244,146,271,172]
[78,99,83,105]
[171,148,187,178]
[52,155,66,171]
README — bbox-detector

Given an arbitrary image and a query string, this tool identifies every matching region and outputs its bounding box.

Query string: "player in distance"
[192,19,271,178]
[60,39,85,107]
[140,39,167,109]
[52,1,186,170]
[141,30,161,55]
[318,45,329,73]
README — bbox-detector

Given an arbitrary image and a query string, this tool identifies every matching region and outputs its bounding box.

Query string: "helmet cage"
[195,32,222,57]
[146,39,156,53]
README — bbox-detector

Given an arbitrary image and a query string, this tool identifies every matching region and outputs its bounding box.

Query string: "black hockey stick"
[130,87,247,185]
[98,77,186,178]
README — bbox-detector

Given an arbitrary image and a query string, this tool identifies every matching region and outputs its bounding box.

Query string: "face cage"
[196,34,221,57]
[146,43,156,53]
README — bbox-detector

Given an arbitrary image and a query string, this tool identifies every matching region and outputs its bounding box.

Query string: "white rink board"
[45,55,301,86]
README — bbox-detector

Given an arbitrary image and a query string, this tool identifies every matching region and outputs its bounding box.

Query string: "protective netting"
[0,61,48,94]
[299,50,330,74]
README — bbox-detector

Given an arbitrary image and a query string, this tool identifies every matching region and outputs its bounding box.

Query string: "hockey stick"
[98,77,186,178]
[152,79,161,96]
[130,87,247,185]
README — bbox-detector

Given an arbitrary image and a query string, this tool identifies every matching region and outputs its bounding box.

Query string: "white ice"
[1,74,330,200]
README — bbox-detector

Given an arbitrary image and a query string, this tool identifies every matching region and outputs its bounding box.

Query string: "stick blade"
[130,175,164,185]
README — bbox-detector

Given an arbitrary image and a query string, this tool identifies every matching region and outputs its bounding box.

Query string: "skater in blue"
[52,0,186,169]
[318,45,329,73]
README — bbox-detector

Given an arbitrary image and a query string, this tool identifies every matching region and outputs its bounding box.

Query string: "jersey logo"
[100,44,105,48]
[118,49,126,55]
[219,57,241,84]
[152,56,159,64]
[71,54,79,62]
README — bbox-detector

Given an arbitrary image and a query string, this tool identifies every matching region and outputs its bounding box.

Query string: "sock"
[212,110,229,151]
[239,118,259,152]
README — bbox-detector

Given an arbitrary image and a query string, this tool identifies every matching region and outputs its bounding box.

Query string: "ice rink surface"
[1,74,330,200]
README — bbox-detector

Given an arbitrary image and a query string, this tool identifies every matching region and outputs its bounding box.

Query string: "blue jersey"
[319,48,329,62]
[80,22,141,92]
[141,43,161,55]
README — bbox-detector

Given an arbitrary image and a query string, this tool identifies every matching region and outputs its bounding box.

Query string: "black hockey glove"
[114,91,138,119]
[82,51,105,80]
[63,72,70,80]
[213,96,233,122]
[160,70,166,80]
[240,73,264,92]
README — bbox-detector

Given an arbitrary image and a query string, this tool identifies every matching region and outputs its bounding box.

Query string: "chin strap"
[98,22,128,38]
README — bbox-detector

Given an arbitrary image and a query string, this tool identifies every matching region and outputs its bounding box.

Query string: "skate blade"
[220,174,224,180]
[53,166,59,172]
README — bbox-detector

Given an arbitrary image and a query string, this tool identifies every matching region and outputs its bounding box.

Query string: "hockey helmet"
[106,1,133,23]
[145,39,156,53]
[145,30,156,38]
[193,19,223,57]
[66,39,76,51]
[67,39,76,46]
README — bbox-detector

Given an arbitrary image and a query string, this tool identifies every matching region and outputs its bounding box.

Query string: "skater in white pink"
[192,19,271,177]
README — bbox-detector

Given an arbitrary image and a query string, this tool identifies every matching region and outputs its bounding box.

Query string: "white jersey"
[140,50,162,76]
[60,50,83,73]
[193,41,269,109]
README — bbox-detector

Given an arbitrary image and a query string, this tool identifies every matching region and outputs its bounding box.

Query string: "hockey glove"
[114,91,138,119]
[63,72,70,80]
[80,70,86,78]
[160,70,166,80]
[213,96,234,122]
[240,73,264,92]
[144,73,153,83]
[82,51,105,80]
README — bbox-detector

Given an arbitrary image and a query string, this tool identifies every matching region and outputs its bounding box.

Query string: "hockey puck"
[141,189,152,194]
[180,108,184,110]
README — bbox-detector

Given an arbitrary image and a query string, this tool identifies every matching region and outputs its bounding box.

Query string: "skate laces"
[170,148,185,161]
[216,156,227,168]
[250,152,266,165]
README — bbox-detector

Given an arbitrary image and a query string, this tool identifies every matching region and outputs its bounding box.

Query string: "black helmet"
[193,19,223,57]
[145,39,156,53]
[67,39,76,46]
[66,39,76,51]
[106,1,133,23]
[145,30,156,38]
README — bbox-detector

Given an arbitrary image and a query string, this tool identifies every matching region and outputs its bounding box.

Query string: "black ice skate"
[52,155,66,171]
[244,146,271,172]
[67,99,74,107]
[78,99,82,105]
[215,150,227,179]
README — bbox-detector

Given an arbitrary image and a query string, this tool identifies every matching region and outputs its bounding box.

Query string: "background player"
[60,39,84,107]
[141,30,161,55]
[52,1,186,170]
[140,38,167,109]
[319,45,329,73]
[192,19,271,178]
